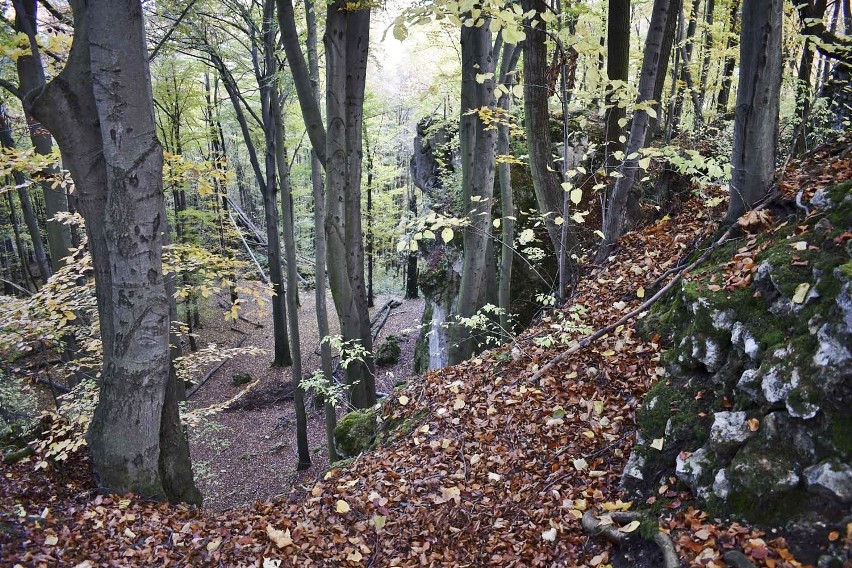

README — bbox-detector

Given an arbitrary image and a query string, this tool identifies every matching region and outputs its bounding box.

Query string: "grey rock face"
[709,411,753,455]
[804,461,852,503]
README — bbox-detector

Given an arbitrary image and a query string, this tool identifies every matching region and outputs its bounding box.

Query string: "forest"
[0,0,850,565]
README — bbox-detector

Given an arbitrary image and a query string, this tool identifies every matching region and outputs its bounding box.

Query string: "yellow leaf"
[453,398,465,410]
[792,282,809,304]
[44,534,59,546]
[441,227,454,243]
[620,520,641,533]
[336,499,351,513]
[650,438,665,451]
[570,188,583,204]
[636,287,645,298]
[62,310,76,321]
[206,537,222,552]
[372,514,386,530]
[266,525,293,548]
[398,395,409,406]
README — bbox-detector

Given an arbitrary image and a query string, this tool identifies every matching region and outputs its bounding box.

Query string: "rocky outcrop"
[627,182,852,532]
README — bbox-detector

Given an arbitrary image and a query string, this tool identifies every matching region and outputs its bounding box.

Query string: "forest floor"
[185,286,424,511]
[2,144,851,566]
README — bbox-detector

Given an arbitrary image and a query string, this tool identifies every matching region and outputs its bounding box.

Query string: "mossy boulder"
[626,182,852,528]
[376,335,402,367]
[334,407,379,458]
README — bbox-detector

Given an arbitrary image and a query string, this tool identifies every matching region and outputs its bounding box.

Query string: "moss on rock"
[334,407,379,458]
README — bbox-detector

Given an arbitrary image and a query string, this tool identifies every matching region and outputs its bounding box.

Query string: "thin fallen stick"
[530,193,777,383]
[186,333,248,399]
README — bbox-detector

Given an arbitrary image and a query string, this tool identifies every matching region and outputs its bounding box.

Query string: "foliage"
[30,379,98,470]
[0,371,39,441]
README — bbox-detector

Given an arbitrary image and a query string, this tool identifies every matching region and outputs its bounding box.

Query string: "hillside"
[2,141,851,567]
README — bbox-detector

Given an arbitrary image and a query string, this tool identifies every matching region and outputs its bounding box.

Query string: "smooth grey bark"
[258,0,292,368]
[12,0,72,272]
[277,0,326,168]
[26,0,199,502]
[324,1,375,408]
[271,89,311,470]
[726,0,782,222]
[497,44,520,332]
[521,0,565,257]
[303,0,338,461]
[596,0,671,263]
[448,18,499,365]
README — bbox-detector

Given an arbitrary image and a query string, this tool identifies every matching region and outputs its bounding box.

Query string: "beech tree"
[278,0,376,408]
[726,0,782,222]
[21,0,199,501]
[596,0,671,263]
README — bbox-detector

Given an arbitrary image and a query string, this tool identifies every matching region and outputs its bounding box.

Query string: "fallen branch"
[0,277,33,297]
[582,511,679,568]
[186,333,248,399]
[228,210,269,284]
[371,300,402,342]
[530,193,777,382]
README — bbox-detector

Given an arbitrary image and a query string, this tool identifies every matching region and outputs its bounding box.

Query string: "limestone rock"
[675,447,714,496]
[804,461,852,503]
[709,411,753,455]
[713,468,731,499]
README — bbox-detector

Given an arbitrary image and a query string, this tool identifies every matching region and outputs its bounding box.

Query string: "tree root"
[581,511,680,568]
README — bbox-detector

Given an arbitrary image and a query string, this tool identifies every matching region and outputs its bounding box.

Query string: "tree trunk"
[365,132,375,308]
[404,184,419,301]
[27,0,199,502]
[715,0,740,115]
[303,0,338,460]
[13,0,72,273]
[272,87,311,471]
[696,0,715,111]
[597,0,671,263]
[5,191,36,291]
[651,0,683,137]
[521,0,564,257]
[449,17,499,365]
[325,1,376,408]
[497,44,519,331]
[725,0,782,222]
[605,0,631,162]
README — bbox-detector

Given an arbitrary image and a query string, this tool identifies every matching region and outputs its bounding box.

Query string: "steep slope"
[3,141,850,567]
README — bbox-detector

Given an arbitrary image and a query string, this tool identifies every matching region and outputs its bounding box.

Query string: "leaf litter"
[4,143,852,566]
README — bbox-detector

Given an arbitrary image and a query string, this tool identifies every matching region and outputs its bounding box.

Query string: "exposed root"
[581,511,680,568]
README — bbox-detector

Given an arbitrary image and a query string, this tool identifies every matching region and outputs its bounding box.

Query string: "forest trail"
[4,149,848,566]
[186,286,424,511]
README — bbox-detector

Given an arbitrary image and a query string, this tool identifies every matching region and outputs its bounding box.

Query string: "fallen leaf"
[336,499,351,514]
[620,520,640,533]
[266,525,293,548]
[542,527,557,541]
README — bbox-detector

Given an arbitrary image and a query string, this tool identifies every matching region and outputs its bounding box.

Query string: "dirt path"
[185,282,424,511]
